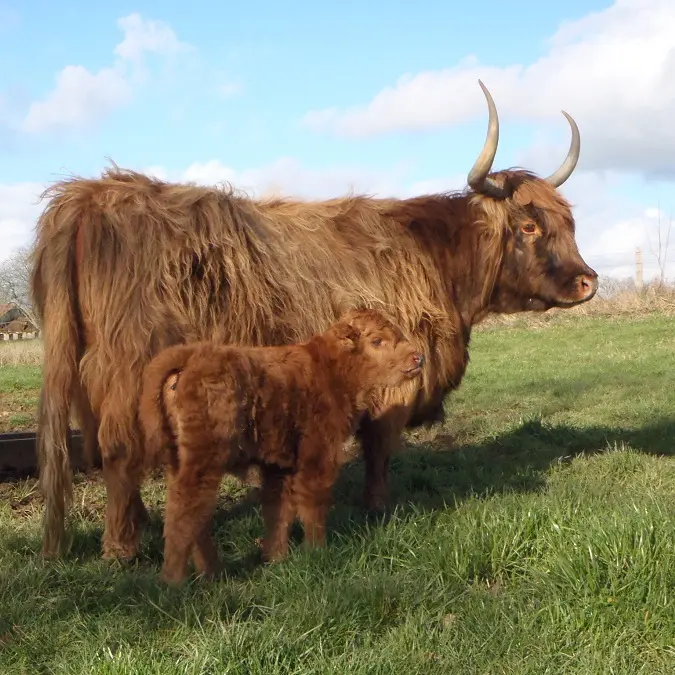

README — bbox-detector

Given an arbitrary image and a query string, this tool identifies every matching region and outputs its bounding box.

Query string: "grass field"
[1,313,675,673]
[0,340,42,433]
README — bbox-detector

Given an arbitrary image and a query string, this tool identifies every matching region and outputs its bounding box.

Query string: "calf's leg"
[161,454,223,586]
[260,467,296,562]
[293,458,340,550]
[191,521,222,579]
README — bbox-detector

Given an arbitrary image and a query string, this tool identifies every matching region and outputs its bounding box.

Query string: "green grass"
[1,313,675,673]
[0,365,42,392]
[0,363,42,432]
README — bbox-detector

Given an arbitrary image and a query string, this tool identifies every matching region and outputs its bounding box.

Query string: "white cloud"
[143,165,169,181]
[0,181,46,262]
[19,13,193,135]
[181,160,238,187]
[175,157,412,199]
[302,0,675,179]
[552,169,674,280]
[586,209,673,281]
[113,13,192,64]
[407,176,466,195]
[21,65,133,134]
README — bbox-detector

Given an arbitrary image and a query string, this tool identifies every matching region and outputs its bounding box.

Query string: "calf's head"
[466,80,598,313]
[329,308,424,388]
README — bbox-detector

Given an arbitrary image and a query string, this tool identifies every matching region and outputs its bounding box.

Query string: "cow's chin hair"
[524,296,558,311]
[525,292,595,311]
[494,292,592,314]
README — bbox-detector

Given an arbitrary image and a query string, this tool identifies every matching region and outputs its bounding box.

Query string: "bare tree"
[646,204,673,287]
[597,275,637,298]
[0,245,38,327]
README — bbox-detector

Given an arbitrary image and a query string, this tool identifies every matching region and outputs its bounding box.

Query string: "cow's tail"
[30,192,84,558]
[138,343,195,472]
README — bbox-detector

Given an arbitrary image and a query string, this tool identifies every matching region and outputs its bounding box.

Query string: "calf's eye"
[521,222,537,235]
[371,337,382,347]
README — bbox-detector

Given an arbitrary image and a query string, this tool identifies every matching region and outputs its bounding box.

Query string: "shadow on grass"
[14,417,675,548]
[329,413,675,528]
[201,412,675,561]
[1,414,674,623]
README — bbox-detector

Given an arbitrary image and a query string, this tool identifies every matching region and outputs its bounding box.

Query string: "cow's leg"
[259,467,296,562]
[161,458,223,586]
[356,408,409,513]
[96,390,150,561]
[100,450,147,561]
[70,381,101,470]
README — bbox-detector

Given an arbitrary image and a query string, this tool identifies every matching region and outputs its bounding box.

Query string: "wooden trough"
[0,430,89,479]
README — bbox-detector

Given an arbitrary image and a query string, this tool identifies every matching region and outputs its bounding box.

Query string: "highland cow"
[31,80,598,561]
[137,308,424,585]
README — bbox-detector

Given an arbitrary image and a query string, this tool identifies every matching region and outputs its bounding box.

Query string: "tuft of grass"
[1,314,675,673]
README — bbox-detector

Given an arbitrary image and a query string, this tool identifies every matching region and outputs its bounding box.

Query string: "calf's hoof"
[260,544,289,564]
[195,559,223,581]
[160,566,188,587]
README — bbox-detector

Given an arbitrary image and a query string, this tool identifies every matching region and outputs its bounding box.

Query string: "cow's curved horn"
[545,111,581,187]
[467,80,509,199]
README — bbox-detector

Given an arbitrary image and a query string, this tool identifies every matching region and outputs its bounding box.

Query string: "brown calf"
[138,308,424,585]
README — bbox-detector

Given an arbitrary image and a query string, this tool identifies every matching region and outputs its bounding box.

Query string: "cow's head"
[467,81,598,313]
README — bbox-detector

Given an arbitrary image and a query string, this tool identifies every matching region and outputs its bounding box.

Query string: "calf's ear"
[333,323,361,350]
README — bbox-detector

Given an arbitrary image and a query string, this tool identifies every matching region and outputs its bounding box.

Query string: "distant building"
[0,303,38,334]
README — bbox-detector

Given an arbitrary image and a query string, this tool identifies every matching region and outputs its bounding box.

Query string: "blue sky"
[1,0,673,278]
[0,0,611,181]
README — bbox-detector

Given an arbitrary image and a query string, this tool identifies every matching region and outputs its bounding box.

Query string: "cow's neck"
[437,196,504,329]
[394,193,504,331]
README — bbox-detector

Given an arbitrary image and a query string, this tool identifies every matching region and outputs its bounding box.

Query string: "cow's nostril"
[577,273,597,298]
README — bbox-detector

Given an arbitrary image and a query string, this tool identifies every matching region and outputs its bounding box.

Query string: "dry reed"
[479,280,675,330]
[0,339,44,367]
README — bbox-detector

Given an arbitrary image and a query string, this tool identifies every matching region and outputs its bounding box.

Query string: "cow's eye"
[521,222,538,235]
[371,337,382,347]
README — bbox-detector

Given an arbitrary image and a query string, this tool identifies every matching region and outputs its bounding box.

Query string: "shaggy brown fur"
[138,308,424,585]
[31,161,598,560]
